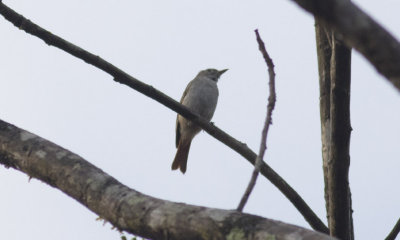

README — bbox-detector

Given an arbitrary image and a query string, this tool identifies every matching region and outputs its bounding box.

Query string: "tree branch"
[328,33,353,240]
[385,218,400,240]
[0,119,334,240]
[315,21,353,239]
[237,29,276,212]
[289,0,400,91]
[0,2,328,233]
[315,20,332,225]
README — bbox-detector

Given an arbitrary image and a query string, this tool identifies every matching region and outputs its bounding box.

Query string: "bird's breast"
[182,78,219,120]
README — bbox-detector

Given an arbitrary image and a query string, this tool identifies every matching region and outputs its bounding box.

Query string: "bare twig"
[0,2,328,233]
[0,119,336,240]
[385,218,400,240]
[237,30,276,212]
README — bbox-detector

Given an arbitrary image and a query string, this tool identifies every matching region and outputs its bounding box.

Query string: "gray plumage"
[172,68,228,173]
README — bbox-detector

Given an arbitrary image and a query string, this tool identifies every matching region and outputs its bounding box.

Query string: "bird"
[172,68,228,174]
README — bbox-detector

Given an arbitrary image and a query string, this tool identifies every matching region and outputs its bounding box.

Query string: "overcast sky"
[1,0,399,239]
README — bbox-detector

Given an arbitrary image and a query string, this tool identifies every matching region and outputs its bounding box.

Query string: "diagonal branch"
[385,218,400,240]
[288,0,400,91]
[237,29,276,212]
[0,119,335,240]
[0,2,328,233]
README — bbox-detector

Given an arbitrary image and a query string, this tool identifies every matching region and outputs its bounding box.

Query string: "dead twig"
[237,29,276,212]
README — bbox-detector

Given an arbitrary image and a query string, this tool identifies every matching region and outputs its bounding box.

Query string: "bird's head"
[197,68,228,82]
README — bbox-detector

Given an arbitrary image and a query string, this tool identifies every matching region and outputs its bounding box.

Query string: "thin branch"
[0,2,328,233]
[385,218,400,240]
[0,119,336,240]
[237,29,276,212]
[288,0,400,91]
[315,20,332,225]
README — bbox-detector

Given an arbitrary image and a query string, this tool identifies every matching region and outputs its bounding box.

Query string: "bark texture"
[291,0,400,91]
[0,119,334,240]
[315,22,354,240]
[328,33,353,240]
[0,2,327,233]
[315,22,332,224]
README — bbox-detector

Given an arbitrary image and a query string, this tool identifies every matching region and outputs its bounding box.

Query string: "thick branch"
[237,29,276,212]
[0,2,328,233]
[289,0,400,91]
[0,119,334,240]
[315,21,353,239]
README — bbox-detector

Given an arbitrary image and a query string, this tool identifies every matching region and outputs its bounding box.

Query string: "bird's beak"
[218,69,228,76]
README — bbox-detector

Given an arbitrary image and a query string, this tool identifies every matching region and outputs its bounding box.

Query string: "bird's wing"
[175,119,181,148]
[176,80,194,147]
[179,79,194,103]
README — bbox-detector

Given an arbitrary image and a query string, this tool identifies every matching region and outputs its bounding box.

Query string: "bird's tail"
[171,140,191,174]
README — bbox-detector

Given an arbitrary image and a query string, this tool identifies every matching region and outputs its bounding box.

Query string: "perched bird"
[172,68,228,174]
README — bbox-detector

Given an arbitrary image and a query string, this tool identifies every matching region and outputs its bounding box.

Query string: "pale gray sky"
[1,0,399,239]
